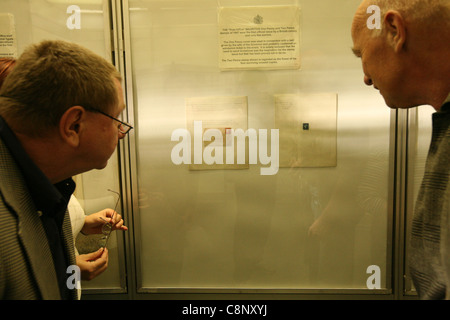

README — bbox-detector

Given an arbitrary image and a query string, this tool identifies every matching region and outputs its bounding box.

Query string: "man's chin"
[383,96,416,110]
[383,96,423,109]
[386,103,420,110]
[382,97,397,109]
[95,161,109,170]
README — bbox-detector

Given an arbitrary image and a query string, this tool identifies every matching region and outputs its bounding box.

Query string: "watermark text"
[366,265,381,289]
[366,5,381,30]
[66,265,81,290]
[66,5,81,30]
[171,121,279,176]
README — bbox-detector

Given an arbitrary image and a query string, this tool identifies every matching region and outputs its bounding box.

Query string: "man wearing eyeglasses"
[0,40,132,300]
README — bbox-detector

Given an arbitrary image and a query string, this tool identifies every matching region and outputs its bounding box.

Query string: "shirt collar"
[444,93,450,105]
[440,93,450,113]
[0,116,75,217]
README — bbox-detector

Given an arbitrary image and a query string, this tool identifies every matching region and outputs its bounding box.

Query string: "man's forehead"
[351,2,374,51]
[352,3,369,35]
[351,18,364,56]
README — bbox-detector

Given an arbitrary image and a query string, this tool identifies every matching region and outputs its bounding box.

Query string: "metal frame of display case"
[83,0,419,300]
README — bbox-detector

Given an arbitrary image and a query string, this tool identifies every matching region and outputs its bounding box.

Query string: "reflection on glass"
[129,0,392,290]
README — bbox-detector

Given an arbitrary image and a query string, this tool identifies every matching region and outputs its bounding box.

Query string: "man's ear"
[383,10,407,53]
[59,106,85,147]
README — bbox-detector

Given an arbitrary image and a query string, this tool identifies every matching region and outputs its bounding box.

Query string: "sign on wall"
[0,13,17,58]
[218,6,301,71]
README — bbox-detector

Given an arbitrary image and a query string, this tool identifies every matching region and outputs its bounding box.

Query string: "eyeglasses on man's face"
[84,106,133,134]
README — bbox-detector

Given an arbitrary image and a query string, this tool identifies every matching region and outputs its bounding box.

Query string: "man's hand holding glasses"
[81,208,128,238]
[75,190,128,281]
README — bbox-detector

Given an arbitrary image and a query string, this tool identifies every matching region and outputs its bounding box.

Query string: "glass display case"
[2,0,435,299]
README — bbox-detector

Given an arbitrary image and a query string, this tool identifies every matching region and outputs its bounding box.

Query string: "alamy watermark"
[367,5,381,30]
[67,263,382,290]
[171,121,279,176]
[366,265,381,289]
[66,265,81,290]
[66,5,81,30]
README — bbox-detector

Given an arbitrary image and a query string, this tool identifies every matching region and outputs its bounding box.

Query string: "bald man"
[352,0,450,299]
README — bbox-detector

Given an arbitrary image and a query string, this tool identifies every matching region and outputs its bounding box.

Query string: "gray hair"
[0,40,121,136]
[376,0,449,22]
[369,0,450,36]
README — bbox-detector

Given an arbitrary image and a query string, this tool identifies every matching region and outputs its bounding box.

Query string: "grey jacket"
[410,93,450,299]
[0,139,77,300]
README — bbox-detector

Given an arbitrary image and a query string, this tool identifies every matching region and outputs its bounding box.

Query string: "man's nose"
[364,75,373,86]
